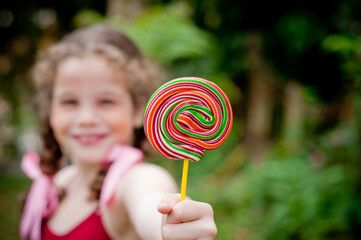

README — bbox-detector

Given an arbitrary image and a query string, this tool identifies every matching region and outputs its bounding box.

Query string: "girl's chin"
[69,149,108,165]
[65,141,121,164]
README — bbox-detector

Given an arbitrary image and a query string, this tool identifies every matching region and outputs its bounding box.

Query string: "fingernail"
[158,202,169,209]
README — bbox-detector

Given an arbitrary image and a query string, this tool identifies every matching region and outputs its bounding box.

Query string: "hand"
[157,194,217,240]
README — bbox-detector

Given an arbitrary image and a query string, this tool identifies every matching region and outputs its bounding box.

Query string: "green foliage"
[322,32,361,167]
[322,34,361,80]
[109,2,215,67]
[191,155,354,240]
[276,14,326,55]
[73,9,105,27]
[322,34,358,56]
[0,174,31,240]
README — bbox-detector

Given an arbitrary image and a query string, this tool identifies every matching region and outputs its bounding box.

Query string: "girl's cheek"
[50,109,72,130]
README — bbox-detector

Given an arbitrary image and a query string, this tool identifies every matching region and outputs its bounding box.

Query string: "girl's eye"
[100,99,115,105]
[61,99,78,106]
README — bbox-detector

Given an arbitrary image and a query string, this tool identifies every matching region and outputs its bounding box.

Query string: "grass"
[0,173,31,240]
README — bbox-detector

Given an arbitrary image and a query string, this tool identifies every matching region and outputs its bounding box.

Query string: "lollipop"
[143,77,233,200]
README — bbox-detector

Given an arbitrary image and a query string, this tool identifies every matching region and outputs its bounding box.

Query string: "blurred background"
[1,0,361,239]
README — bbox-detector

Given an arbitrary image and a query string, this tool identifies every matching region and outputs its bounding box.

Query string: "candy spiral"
[143,77,233,161]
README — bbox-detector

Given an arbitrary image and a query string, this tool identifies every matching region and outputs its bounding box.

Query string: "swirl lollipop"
[143,77,233,200]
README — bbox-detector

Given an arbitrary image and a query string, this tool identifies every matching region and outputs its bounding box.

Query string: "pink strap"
[20,152,58,240]
[99,144,143,213]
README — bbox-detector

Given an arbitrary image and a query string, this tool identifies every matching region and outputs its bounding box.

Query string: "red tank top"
[42,211,112,240]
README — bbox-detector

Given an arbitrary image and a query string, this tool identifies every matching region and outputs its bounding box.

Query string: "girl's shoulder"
[53,165,78,189]
[119,162,178,195]
[124,163,175,184]
[103,163,177,239]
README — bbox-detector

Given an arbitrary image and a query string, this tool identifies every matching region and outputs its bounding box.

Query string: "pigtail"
[88,164,111,201]
[39,120,62,175]
[19,120,64,215]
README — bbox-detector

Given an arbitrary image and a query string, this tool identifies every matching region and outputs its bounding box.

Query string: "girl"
[20,25,217,240]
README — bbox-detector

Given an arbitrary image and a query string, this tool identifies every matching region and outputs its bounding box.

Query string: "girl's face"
[50,55,140,166]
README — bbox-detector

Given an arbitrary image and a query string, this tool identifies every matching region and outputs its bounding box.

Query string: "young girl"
[20,25,217,240]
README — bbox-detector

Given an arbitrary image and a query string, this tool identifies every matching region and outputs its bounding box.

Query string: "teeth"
[76,135,103,143]
[80,136,97,141]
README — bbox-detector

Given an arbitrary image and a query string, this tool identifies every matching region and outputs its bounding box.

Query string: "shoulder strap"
[99,144,143,213]
[20,153,59,240]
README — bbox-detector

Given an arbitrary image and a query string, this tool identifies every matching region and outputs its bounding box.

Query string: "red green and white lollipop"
[143,77,233,199]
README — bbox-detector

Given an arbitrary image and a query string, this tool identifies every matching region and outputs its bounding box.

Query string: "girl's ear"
[133,104,145,129]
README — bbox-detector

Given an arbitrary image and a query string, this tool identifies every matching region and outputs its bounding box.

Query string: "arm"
[106,163,217,240]
[119,163,178,239]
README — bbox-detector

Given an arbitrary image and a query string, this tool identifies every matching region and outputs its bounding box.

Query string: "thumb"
[157,194,180,215]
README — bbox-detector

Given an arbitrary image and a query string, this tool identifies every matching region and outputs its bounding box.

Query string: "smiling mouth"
[74,134,106,145]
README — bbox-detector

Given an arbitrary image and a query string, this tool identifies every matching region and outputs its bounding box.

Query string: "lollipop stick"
[180,158,189,201]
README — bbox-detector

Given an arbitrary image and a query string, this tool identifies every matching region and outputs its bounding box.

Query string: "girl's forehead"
[58,54,117,74]
[53,82,127,96]
[55,55,127,90]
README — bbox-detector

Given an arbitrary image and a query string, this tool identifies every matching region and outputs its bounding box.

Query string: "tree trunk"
[282,81,303,148]
[106,0,145,19]
[243,33,275,158]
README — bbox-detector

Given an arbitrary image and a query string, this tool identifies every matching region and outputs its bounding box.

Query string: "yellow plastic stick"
[180,158,189,201]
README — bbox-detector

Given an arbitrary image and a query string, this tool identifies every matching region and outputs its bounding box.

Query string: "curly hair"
[32,24,164,200]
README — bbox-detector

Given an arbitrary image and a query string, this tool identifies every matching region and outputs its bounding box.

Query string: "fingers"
[169,200,214,223]
[158,194,214,223]
[162,217,217,240]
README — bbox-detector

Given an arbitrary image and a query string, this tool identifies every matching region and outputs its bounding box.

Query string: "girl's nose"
[75,105,99,127]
